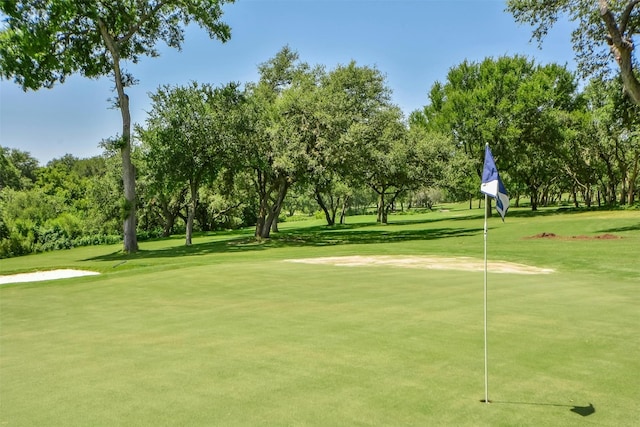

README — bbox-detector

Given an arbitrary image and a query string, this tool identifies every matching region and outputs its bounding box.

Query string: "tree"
[416,56,579,210]
[346,106,417,224]
[309,61,392,226]
[0,1,234,252]
[507,0,640,105]
[241,47,317,239]
[0,147,40,190]
[583,77,640,205]
[140,82,243,245]
[0,147,22,190]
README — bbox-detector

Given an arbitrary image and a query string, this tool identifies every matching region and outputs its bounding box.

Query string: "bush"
[46,213,82,239]
[34,225,72,252]
[72,234,122,247]
[0,234,30,259]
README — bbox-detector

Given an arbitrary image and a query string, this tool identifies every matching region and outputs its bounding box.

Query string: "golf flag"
[480,144,509,221]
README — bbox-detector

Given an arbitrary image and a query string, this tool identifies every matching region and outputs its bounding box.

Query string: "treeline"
[1,50,639,258]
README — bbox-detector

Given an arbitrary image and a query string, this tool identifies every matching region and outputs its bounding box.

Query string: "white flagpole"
[483,193,489,404]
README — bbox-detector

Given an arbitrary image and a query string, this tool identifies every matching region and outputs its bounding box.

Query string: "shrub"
[0,233,30,258]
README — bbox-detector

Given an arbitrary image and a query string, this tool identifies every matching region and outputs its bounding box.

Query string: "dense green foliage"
[411,56,639,210]
[507,0,640,105]
[0,0,236,253]
[2,51,639,257]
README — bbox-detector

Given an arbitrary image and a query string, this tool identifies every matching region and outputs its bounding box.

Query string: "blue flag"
[480,145,509,221]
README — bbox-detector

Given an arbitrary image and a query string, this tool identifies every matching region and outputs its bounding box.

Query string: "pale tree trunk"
[599,0,640,105]
[121,127,138,252]
[98,19,138,253]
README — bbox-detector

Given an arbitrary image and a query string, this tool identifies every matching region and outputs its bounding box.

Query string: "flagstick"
[483,193,489,404]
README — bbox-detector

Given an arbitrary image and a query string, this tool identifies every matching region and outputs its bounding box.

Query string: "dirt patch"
[0,269,100,285]
[527,232,621,240]
[284,256,554,275]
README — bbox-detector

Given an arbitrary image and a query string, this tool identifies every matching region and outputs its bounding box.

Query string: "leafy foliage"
[506,0,640,104]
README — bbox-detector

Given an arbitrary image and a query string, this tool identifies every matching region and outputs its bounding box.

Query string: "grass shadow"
[598,223,640,233]
[85,224,482,262]
[491,401,595,417]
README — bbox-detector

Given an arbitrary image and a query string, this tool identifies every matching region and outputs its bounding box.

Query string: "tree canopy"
[0,0,235,252]
[507,0,640,104]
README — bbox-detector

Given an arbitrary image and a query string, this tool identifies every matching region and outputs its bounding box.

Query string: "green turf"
[1,205,638,426]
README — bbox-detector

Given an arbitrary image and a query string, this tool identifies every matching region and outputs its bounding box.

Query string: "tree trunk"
[121,132,138,252]
[258,179,290,239]
[377,191,385,223]
[271,203,281,233]
[485,197,492,218]
[381,204,388,224]
[158,188,186,237]
[315,189,335,226]
[254,171,268,239]
[628,151,639,204]
[98,19,138,253]
[162,215,175,238]
[186,181,198,246]
[530,188,539,211]
[599,0,640,105]
[339,196,349,224]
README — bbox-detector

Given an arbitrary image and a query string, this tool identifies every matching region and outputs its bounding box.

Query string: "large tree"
[0,0,234,252]
[346,106,425,224]
[241,47,319,239]
[309,61,392,226]
[0,147,40,190]
[416,56,579,210]
[507,0,640,105]
[140,82,243,245]
[583,77,640,204]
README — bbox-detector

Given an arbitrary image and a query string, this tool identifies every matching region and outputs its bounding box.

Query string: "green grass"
[1,205,638,426]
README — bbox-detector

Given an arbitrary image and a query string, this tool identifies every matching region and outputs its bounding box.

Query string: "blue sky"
[0,0,577,164]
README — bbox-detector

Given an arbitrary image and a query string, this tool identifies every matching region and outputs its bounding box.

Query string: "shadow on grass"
[85,224,482,262]
[490,401,595,417]
[598,223,640,233]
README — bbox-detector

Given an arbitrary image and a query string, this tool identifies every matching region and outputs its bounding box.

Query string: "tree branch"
[619,0,640,35]
[118,0,174,46]
[599,0,640,104]
[600,1,623,45]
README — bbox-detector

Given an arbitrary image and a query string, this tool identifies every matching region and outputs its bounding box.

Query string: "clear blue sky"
[0,0,577,164]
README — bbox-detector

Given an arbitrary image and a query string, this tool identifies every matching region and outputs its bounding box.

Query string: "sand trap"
[0,269,100,284]
[285,255,554,275]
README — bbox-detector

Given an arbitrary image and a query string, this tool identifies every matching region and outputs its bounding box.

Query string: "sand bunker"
[0,269,100,285]
[285,256,554,275]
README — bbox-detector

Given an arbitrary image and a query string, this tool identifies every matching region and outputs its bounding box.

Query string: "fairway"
[1,207,638,426]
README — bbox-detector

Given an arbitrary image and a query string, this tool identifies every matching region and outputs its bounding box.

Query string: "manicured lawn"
[1,206,638,425]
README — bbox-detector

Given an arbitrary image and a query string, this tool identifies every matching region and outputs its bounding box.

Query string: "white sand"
[284,255,554,275]
[0,269,100,284]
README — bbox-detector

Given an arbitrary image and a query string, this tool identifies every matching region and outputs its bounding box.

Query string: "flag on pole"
[480,144,509,221]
